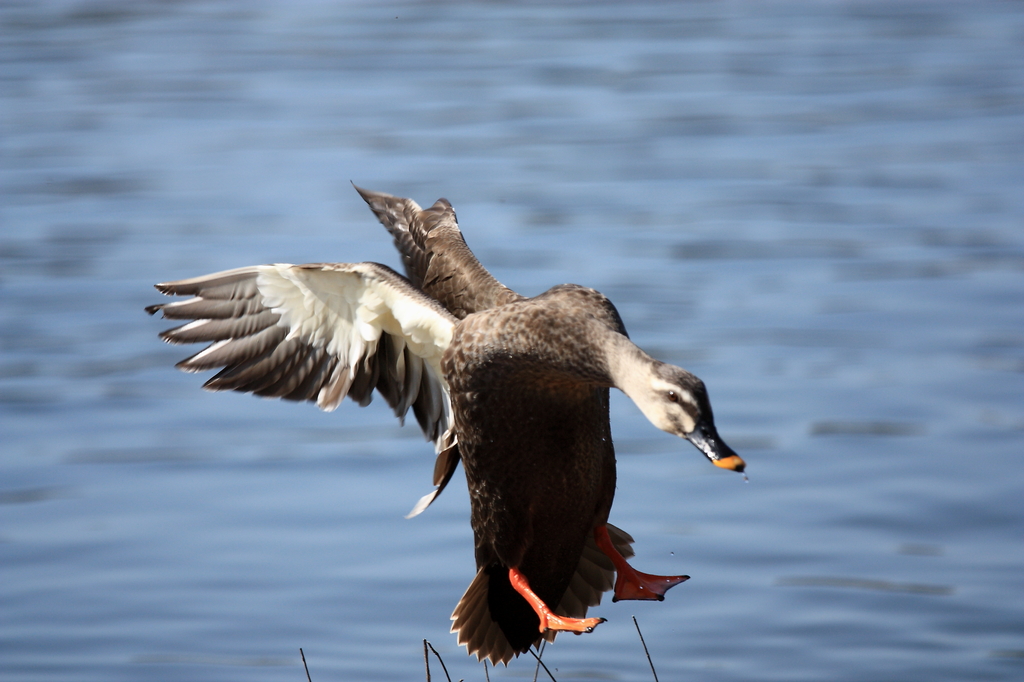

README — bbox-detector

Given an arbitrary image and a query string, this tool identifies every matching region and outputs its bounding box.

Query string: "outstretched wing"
[353,185,522,319]
[146,262,460,514]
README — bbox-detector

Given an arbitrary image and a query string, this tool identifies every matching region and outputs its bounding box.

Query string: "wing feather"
[148,263,459,465]
[354,185,522,319]
[159,309,280,344]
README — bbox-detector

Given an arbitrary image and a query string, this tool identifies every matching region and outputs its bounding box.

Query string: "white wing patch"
[148,262,458,471]
[257,264,453,414]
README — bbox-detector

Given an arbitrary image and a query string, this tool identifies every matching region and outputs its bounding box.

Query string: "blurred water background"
[2,1,1023,680]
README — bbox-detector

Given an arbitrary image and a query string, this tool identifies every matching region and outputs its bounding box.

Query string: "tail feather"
[451,568,518,665]
[450,523,636,665]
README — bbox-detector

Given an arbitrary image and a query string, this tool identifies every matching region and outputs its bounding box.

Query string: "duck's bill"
[687,421,746,472]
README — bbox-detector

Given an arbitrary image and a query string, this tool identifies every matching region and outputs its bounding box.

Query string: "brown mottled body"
[354,186,644,655]
[444,286,628,650]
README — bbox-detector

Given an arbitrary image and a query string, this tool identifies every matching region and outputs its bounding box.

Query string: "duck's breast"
[444,294,622,584]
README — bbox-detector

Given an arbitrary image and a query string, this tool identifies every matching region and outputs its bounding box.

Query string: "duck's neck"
[603,331,658,403]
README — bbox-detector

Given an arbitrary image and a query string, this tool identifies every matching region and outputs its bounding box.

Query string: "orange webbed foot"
[594,524,689,602]
[611,566,689,602]
[537,610,606,634]
[508,567,606,634]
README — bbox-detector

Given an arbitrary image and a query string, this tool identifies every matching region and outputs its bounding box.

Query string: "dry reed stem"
[632,616,660,682]
[417,618,663,682]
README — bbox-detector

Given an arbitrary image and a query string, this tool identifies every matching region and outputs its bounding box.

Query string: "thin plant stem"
[527,643,557,682]
[632,616,659,682]
[425,641,454,682]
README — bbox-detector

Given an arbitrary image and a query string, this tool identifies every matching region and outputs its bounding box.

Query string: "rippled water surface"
[2,2,1023,680]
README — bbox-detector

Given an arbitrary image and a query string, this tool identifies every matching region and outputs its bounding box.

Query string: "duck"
[146,186,746,665]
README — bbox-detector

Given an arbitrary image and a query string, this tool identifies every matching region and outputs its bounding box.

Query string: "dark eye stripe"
[679,398,699,424]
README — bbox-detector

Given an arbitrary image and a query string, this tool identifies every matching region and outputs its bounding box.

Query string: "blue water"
[2,1,1023,680]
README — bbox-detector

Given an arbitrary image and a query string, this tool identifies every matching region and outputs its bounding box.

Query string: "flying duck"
[146,186,746,664]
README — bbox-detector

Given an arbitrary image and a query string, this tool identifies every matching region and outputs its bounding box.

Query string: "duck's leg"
[508,567,606,634]
[594,525,690,602]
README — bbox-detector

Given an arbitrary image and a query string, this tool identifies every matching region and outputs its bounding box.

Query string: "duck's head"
[635,363,746,473]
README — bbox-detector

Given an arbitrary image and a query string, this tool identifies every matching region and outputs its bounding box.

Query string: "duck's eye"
[667,391,678,403]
